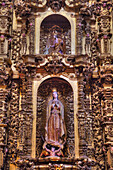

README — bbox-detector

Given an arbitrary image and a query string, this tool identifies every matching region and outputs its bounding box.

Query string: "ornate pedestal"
[16,157,96,170]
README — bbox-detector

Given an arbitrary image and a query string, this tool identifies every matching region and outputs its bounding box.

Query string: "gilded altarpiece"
[0,0,113,170]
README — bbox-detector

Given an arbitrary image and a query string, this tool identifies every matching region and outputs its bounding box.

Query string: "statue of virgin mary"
[44,91,66,150]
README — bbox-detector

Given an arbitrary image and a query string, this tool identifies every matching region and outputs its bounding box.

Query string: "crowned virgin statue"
[40,91,66,158]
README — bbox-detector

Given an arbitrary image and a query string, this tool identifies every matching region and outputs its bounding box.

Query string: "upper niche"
[40,14,71,54]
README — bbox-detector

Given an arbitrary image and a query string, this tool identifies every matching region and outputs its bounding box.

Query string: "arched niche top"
[39,77,72,89]
[37,77,73,98]
[41,14,71,32]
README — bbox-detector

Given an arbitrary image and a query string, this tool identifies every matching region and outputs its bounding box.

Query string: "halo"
[52,88,57,92]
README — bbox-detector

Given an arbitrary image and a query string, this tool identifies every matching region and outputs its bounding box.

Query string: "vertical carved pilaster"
[85,22,91,56]
[18,75,26,158]
[7,80,19,166]
[0,0,12,57]
[12,30,21,61]
[0,0,12,168]
[76,16,83,55]
[24,77,33,156]
[21,19,28,56]
[0,89,9,169]
[82,65,94,159]
[101,88,113,170]
[92,0,113,169]
[92,87,105,169]
[90,29,99,66]
[29,17,35,55]
[77,77,87,156]
[97,0,112,64]
[84,97,93,158]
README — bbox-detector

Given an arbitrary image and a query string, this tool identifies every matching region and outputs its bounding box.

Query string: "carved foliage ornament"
[65,0,76,8]
[48,163,64,170]
[96,1,112,16]
[31,0,47,8]
[14,0,31,17]
[0,1,12,16]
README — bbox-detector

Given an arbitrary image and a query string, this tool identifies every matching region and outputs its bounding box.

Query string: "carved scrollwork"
[96,1,112,16]
[32,0,47,8]
[14,0,31,18]
[65,0,75,8]
[45,54,66,74]
[48,163,64,170]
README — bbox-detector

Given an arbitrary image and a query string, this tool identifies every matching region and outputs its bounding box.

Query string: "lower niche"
[36,77,75,158]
